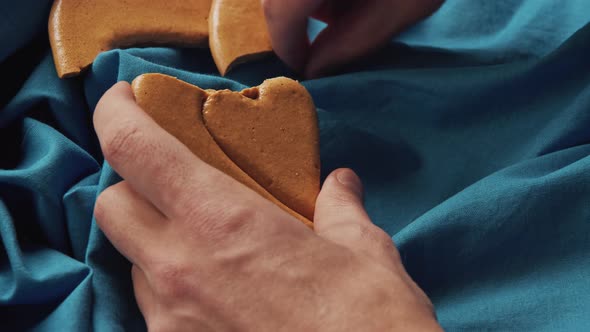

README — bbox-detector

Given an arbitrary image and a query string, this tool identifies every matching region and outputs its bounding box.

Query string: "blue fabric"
[1,1,590,330]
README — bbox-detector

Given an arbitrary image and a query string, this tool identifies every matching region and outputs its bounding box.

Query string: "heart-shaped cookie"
[131,74,319,227]
[203,78,319,220]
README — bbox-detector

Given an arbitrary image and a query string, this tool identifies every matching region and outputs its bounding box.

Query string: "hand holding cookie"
[263,0,444,77]
[93,82,442,331]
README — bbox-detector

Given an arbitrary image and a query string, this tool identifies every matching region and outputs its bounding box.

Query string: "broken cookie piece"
[131,73,319,227]
[203,77,319,220]
[209,0,273,75]
[49,0,276,78]
[49,0,211,78]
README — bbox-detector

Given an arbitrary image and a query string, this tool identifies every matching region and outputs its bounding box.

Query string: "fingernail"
[335,169,363,197]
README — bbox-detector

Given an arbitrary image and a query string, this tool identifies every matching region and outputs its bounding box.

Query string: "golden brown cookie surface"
[49,0,211,78]
[208,0,273,75]
[203,78,320,220]
[131,74,318,227]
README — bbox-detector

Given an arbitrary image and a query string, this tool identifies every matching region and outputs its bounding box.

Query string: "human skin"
[93,82,443,331]
[262,0,444,77]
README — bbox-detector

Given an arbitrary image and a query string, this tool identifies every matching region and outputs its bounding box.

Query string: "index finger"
[262,0,324,72]
[94,81,312,236]
[305,0,444,77]
[93,81,221,219]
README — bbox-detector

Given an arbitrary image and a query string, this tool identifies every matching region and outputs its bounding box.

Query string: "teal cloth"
[1,1,590,330]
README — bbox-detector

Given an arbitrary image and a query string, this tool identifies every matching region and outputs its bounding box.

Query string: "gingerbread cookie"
[49,0,211,78]
[208,0,273,75]
[131,74,319,227]
[49,0,276,77]
[203,77,319,220]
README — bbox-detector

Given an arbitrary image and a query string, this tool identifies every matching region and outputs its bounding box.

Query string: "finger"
[132,265,156,321]
[94,82,215,219]
[310,0,358,24]
[314,169,401,270]
[305,0,444,78]
[262,0,324,72]
[94,82,307,240]
[94,181,166,266]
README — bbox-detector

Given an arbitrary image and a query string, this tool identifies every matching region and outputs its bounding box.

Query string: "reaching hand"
[263,0,444,77]
[93,82,442,331]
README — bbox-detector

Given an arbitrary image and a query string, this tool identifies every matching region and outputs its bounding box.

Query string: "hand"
[262,0,444,77]
[93,82,442,331]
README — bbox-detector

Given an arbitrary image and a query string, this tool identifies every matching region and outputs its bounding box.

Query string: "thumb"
[314,168,402,270]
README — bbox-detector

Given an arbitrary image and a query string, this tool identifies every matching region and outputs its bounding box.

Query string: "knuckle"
[360,225,397,253]
[369,227,394,247]
[93,192,108,222]
[101,120,142,164]
[218,204,257,234]
[151,262,190,299]
[94,182,134,230]
[94,185,118,221]
[370,230,402,263]
[184,201,257,240]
